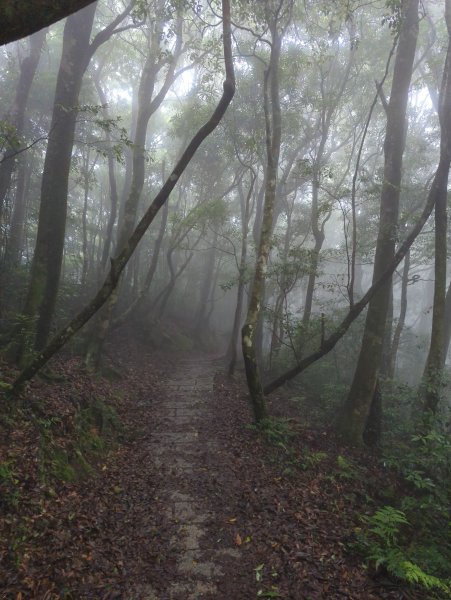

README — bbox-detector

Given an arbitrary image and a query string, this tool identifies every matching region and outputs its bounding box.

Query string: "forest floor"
[0,336,429,599]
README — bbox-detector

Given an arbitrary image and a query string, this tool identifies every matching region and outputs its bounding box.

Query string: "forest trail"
[128,355,241,599]
[0,346,429,599]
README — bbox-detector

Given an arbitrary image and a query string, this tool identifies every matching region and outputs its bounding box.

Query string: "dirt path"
[128,355,241,599]
[0,345,427,599]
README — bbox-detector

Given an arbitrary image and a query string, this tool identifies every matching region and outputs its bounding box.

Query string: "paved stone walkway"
[128,356,240,599]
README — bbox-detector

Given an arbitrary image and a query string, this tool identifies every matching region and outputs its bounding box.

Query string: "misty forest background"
[0,0,451,596]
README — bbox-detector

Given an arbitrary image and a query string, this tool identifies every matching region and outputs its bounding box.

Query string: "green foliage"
[357,506,451,595]
[0,119,20,152]
[38,397,120,482]
[336,454,360,479]
[257,417,296,452]
[299,448,328,470]
[0,461,20,509]
[363,505,408,547]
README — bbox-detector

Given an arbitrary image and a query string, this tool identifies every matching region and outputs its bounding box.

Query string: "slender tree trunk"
[302,173,324,329]
[269,208,292,367]
[420,0,451,416]
[193,230,218,341]
[158,235,201,319]
[81,149,91,288]
[112,198,169,329]
[337,0,419,446]
[4,155,32,269]
[228,174,254,375]
[0,29,46,223]
[242,11,283,423]
[442,279,451,360]
[94,72,119,274]
[17,6,97,362]
[389,250,410,378]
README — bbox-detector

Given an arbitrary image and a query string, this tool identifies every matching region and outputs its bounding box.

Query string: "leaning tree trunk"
[242,13,283,423]
[337,0,419,446]
[10,0,235,390]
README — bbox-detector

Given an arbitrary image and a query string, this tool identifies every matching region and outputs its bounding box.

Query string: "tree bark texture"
[421,0,451,415]
[242,9,283,423]
[338,0,419,446]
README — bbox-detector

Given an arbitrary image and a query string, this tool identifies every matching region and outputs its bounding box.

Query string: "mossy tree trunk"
[242,1,287,423]
[337,0,419,446]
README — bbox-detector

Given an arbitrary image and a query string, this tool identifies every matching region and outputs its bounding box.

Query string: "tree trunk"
[389,250,410,378]
[94,71,119,274]
[17,5,97,362]
[12,3,133,362]
[4,155,32,269]
[0,29,46,225]
[419,1,451,417]
[193,230,218,341]
[242,9,283,423]
[442,278,451,361]
[337,0,419,446]
[228,173,254,375]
